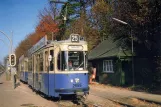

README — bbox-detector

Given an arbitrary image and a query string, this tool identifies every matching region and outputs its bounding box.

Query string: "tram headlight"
[71,79,73,83]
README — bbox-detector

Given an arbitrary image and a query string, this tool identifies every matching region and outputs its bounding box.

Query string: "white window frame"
[103,60,114,73]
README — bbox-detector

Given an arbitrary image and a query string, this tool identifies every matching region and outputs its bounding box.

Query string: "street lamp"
[112,17,134,86]
[0,30,13,82]
[0,38,10,53]
[0,30,12,54]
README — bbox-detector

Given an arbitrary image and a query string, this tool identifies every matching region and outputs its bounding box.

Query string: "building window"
[103,60,114,73]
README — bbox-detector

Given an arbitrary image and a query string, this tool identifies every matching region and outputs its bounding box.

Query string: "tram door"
[33,54,37,89]
[48,47,55,96]
[44,48,49,95]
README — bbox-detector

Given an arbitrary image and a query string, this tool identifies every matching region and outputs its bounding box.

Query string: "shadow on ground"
[16,82,21,88]
[21,103,39,107]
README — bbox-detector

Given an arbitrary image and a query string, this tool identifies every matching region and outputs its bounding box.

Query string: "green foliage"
[91,0,113,38]
[111,0,161,87]
[112,0,161,56]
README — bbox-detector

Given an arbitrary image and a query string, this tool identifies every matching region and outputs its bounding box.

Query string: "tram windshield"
[57,51,87,71]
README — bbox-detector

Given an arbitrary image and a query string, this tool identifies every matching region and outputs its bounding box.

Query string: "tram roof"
[27,34,87,55]
[48,39,87,45]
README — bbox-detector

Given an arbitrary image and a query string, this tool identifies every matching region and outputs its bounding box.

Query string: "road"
[90,84,161,107]
[0,73,161,107]
[0,73,58,107]
[0,73,118,107]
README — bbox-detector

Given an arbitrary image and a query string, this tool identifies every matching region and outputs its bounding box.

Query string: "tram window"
[21,63,24,71]
[25,61,28,71]
[40,53,43,72]
[28,58,32,71]
[50,50,54,71]
[36,54,40,72]
[57,51,67,71]
[21,62,23,71]
[45,51,48,71]
[57,53,60,70]
[34,55,36,72]
[62,51,67,71]
[57,51,87,71]
[68,51,84,70]
[85,51,88,70]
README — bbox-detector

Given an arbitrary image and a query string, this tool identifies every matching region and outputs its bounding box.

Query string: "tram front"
[54,34,89,97]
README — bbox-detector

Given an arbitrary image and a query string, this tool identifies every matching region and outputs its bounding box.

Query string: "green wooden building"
[88,38,151,86]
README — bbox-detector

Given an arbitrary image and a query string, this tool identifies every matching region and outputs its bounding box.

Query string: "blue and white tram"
[19,55,28,83]
[26,34,89,98]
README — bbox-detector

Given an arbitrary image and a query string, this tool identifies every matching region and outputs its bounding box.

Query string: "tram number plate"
[73,83,82,88]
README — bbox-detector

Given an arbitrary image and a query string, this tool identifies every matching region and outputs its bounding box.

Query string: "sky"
[0,0,49,63]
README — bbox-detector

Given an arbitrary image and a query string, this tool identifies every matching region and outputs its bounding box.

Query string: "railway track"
[56,92,161,107]
[89,93,161,107]
[21,81,161,107]
[55,94,128,107]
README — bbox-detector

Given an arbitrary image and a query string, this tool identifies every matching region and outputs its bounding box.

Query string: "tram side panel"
[28,72,33,86]
[34,73,39,91]
[32,72,50,96]
[42,73,49,95]
[48,73,57,97]
[20,62,24,82]
[20,71,23,81]
[20,69,27,83]
[20,59,28,83]
[24,72,28,83]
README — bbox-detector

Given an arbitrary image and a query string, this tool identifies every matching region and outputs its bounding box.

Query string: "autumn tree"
[36,14,59,40]
[15,7,60,65]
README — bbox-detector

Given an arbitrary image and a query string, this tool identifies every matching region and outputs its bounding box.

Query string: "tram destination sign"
[68,45,83,50]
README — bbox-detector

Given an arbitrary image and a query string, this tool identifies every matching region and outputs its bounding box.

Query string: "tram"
[19,55,28,83]
[19,34,89,99]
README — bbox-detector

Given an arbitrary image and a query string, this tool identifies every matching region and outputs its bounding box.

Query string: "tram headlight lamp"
[71,79,73,83]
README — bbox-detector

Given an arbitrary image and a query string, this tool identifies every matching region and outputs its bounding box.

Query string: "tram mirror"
[48,55,52,62]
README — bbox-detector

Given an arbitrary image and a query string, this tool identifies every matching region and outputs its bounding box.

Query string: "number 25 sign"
[71,35,79,42]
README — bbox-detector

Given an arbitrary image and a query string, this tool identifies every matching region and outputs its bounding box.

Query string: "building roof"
[88,38,132,60]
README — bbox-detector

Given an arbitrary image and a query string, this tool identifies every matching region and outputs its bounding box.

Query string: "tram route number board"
[71,35,79,42]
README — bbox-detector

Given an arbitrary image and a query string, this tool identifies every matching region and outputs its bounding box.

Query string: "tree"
[36,14,59,40]
[91,0,112,39]
[111,0,161,87]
